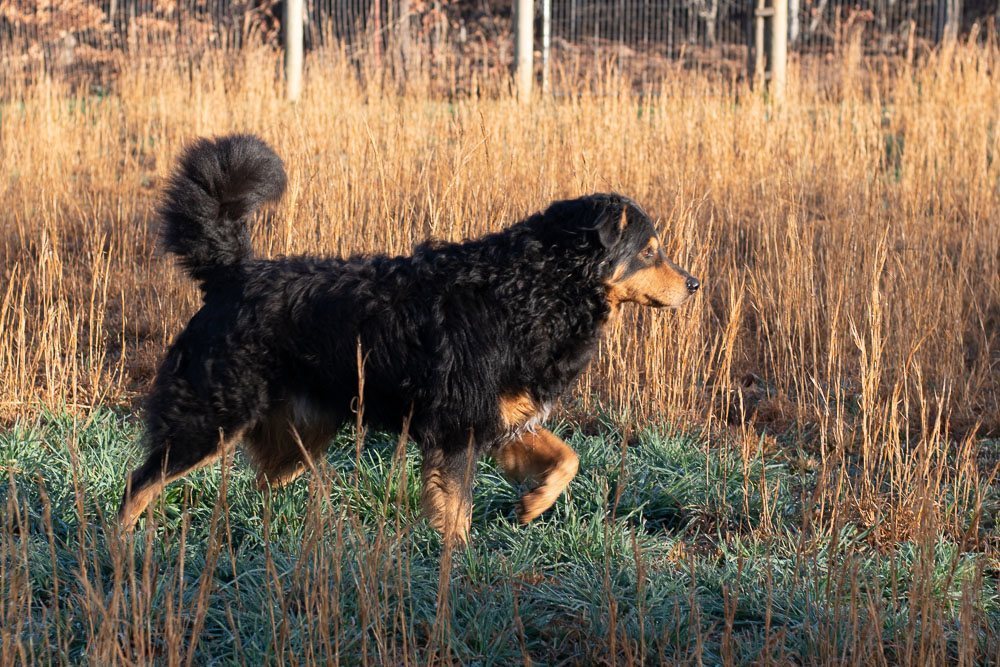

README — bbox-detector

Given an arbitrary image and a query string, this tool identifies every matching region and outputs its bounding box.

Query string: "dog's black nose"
[685,276,700,293]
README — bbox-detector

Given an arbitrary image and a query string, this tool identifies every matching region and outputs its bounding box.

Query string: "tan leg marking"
[420,451,472,546]
[256,462,307,491]
[494,428,579,524]
[120,480,172,530]
[119,438,237,531]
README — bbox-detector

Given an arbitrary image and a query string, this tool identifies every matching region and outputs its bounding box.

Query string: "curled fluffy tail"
[161,134,287,289]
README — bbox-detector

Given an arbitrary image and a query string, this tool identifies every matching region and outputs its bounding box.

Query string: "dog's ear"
[596,208,628,248]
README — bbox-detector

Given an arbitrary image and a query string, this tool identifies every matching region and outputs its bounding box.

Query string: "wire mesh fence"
[547,0,961,54]
[1,0,996,86]
[548,0,987,71]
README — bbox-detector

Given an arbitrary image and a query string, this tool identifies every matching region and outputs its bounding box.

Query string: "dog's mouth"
[643,290,691,309]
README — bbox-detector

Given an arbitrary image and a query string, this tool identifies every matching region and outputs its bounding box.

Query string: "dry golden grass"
[4,49,999,426]
[0,42,998,663]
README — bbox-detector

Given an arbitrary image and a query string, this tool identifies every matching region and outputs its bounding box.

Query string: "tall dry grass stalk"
[0,42,998,662]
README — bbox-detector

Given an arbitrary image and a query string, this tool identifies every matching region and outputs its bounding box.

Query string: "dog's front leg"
[420,445,476,546]
[494,428,579,524]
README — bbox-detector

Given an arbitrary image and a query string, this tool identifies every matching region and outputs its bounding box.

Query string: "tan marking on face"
[609,262,627,284]
[494,428,579,524]
[499,393,538,430]
[606,237,693,308]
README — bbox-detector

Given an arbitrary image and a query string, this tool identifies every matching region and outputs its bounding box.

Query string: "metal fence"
[550,1,960,56]
[546,0,988,79]
[1,0,995,82]
[0,0,398,55]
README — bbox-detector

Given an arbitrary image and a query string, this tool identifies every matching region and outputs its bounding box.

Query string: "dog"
[118,134,700,544]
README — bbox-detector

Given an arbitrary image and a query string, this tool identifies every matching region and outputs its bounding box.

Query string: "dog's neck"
[410,226,616,403]
[495,243,613,403]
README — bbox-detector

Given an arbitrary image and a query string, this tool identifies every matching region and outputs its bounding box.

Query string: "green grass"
[1,410,997,664]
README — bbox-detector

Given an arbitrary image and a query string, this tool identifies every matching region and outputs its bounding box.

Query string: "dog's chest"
[498,393,553,439]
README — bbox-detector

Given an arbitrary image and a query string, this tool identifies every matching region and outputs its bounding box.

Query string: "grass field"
[1,42,999,663]
[4,411,996,663]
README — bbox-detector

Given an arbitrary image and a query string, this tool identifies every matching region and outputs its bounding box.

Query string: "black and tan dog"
[119,134,700,543]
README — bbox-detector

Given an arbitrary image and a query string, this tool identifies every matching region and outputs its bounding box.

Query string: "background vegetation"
[1,42,998,663]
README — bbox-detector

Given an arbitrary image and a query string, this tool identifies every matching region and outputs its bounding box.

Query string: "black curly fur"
[161,134,287,289]
[121,134,680,529]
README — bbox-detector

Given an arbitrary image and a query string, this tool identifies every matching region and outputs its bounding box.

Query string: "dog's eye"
[641,247,656,261]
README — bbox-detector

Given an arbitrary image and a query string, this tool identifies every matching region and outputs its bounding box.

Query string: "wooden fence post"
[770,0,787,98]
[285,0,304,101]
[753,0,767,86]
[514,0,534,101]
[752,0,787,99]
[934,0,963,42]
[542,0,552,94]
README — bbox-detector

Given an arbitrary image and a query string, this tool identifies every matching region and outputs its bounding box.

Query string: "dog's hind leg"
[118,422,245,530]
[494,428,579,524]
[244,400,340,490]
[256,462,307,491]
[420,443,477,546]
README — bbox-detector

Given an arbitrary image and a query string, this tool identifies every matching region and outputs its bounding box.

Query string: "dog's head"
[579,194,699,309]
